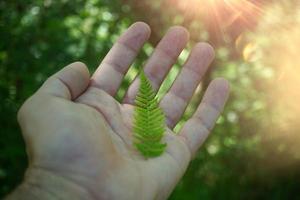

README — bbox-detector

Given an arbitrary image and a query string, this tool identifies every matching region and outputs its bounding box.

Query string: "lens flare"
[170,0,264,42]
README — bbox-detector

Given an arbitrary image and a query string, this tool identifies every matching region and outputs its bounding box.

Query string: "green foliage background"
[1,0,300,199]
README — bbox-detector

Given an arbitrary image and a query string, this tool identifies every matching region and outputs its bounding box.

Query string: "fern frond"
[133,70,166,158]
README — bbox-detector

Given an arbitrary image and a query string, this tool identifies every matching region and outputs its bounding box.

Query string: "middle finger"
[122,26,189,104]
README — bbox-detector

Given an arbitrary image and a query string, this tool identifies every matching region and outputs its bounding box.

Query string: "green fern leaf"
[133,70,166,158]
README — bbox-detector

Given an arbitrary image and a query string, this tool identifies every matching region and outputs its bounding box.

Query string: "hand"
[9,22,229,200]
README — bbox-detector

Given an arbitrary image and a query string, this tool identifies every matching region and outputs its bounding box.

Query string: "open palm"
[17,22,229,200]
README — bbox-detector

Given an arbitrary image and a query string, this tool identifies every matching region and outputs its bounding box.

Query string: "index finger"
[90,22,151,96]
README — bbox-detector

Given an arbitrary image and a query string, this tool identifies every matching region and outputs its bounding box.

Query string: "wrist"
[6,166,93,200]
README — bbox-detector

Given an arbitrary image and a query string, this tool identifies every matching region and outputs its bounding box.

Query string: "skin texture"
[7,22,230,200]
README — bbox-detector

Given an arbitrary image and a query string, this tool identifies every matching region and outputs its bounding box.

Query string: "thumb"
[38,62,90,100]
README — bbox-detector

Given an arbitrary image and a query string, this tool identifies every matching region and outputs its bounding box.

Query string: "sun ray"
[168,0,265,42]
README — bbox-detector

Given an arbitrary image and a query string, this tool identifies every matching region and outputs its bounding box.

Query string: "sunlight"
[245,1,300,166]
[172,0,263,39]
